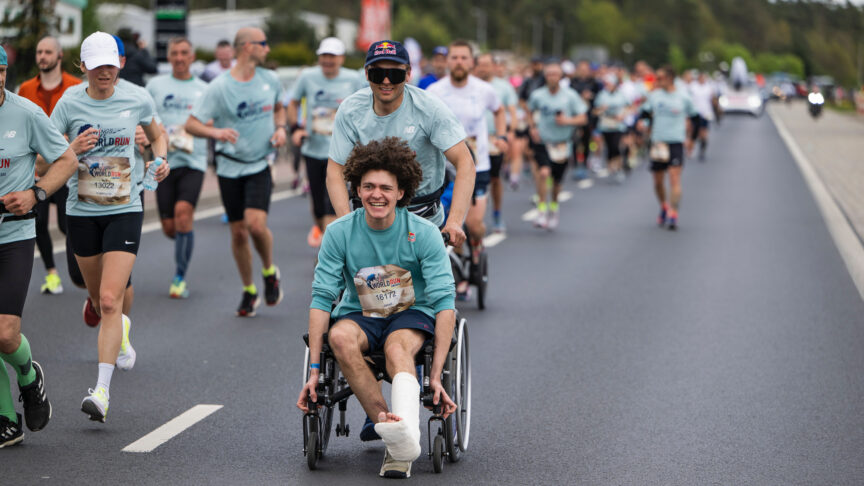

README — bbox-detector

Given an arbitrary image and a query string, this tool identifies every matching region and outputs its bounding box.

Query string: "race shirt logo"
[162,94,195,112]
[408,232,415,242]
[3,131,15,138]
[119,110,131,118]
[0,158,10,169]
[77,124,132,150]
[405,126,416,134]
[236,100,274,120]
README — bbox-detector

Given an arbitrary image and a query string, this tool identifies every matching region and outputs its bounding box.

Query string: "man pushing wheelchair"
[297,137,458,478]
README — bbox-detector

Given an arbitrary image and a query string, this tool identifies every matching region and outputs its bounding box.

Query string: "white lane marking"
[483,232,506,248]
[559,191,573,202]
[769,108,864,302]
[43,187,304,257]
[122,404,223,453]
[577,179,594,190]
[522,209,538,221]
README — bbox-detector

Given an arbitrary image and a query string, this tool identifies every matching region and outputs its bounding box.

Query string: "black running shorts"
[217,167,273,222]
[489,154,504,179]
[0,238,35,317]
[156,167,205,219]
[650,143,685,172]
[602,131,623,160]
[67,212,144,257]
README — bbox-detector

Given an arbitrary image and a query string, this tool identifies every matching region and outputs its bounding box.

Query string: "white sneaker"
[534,210,548,229]
[81,386,109,423]
[547,210,560,230]
[379,450,412,478]
[116,315,136,371]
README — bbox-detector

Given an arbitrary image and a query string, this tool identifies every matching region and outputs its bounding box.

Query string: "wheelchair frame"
[447,236,489,310]
[301,313,471,474]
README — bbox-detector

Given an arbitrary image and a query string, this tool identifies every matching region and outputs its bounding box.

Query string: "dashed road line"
[122,404,223,453]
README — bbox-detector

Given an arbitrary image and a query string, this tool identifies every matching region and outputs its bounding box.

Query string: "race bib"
[76,156,132,205]
[650,142,670,163]
[545,142,570,164]
[599,115,620,132]
[515,109,528,131]
[311,107,337,136]
[168,125,195,154]
[354,265,416,318]
[488,135,502,156]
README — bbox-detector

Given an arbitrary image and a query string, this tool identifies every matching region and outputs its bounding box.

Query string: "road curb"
[768,106,864,302]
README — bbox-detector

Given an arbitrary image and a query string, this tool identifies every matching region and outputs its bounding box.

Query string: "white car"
[718,85,765,116]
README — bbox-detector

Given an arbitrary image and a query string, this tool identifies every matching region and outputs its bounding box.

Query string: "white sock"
[374,372,421,461]
[97,363,114,395]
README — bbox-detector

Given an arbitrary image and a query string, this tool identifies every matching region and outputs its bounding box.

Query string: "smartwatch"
[30,185,47,203]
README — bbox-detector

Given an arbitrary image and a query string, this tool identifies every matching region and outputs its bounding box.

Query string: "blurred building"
[0,0,87,48]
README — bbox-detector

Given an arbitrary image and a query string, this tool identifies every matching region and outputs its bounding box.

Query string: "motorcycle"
[807,91,825,119]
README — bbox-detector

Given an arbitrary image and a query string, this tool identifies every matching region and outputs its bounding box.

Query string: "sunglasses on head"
[367,67,407,84]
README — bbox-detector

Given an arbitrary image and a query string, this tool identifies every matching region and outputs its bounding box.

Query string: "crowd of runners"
[1,28,726,475]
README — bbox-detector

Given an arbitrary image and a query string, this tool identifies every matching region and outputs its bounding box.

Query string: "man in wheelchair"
[297,137,457,478]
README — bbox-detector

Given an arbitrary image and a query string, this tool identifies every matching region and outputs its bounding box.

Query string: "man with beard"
[185,27,287,317]
[17,36,82,296]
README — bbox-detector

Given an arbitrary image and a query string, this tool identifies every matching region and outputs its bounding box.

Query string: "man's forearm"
[273,103,287,127]
[185,116,214,139]
[446,147,476,227]
[326,160,351,217]
[307,308,331,367]
[430,310,456,378]
[37,148,77,196]
[288,100,300,127]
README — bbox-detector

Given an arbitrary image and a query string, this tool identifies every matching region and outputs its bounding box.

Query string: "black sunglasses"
[367,67,407,84]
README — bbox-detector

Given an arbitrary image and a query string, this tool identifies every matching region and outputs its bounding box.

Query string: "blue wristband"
[309,363,320,369]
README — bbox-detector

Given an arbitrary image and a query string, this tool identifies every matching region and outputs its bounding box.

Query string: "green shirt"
[191,68,283,178]
[290,66,365,160]
[640,89,696,143]
[329,85,466,227]
[51,82,157,217]
[0,90,69,244]
[311,207,455,319]
[146,74,208,172]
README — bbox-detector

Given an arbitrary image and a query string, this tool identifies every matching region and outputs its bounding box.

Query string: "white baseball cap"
[317,37,346,56]
[81,32,121,69]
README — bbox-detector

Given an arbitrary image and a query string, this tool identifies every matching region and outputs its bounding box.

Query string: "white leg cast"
[374,372,421,461]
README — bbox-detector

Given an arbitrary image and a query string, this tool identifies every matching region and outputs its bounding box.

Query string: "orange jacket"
[17,71,82,116]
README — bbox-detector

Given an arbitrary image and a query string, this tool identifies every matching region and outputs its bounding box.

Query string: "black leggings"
[34,186,68,270]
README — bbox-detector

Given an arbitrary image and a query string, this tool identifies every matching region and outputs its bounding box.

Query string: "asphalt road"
[5,112,864,485]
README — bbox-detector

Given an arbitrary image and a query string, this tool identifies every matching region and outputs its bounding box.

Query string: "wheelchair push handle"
[441,231,451,245]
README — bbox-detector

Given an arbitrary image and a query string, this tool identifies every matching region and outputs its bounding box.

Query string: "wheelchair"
[447,236,489,310]
[301,313,471,474]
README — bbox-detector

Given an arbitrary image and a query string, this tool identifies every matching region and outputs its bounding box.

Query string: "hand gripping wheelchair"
[301,313,471,474]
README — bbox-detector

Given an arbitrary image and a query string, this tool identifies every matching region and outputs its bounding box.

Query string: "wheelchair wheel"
[432,433,445,473]
[303,350,336,457]
[476,251,488,310]
[305,415,319,470]
[454,317,471,453]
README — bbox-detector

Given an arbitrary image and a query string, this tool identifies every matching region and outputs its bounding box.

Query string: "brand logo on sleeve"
[3,130,16,138]
[119,110,131,118]
[405,126,416,134]
[408,232,416,242]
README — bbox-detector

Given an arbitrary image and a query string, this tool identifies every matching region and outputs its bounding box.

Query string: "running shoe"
[668,216,678,231]
[40,273,63,295]
[492,214,506,234]
[81,387,109,423]
[116,315,136,371]
[547,210,560,231]
[0,414,24,448]
[18,361,51,431]
[657,207,667,227]
[237,291,260,317]
[263,266,283,306]
[533,210,548,229]
[508,174,519,191]
[169,277,189,299]
[379,450,412,479]
[306,225,322,248]
[82,297,100,328]
[360,416,381,442]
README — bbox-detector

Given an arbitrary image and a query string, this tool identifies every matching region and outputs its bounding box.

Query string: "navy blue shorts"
[337,309,435,352]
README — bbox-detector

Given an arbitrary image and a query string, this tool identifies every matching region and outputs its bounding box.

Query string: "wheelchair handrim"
[455,317,471,451]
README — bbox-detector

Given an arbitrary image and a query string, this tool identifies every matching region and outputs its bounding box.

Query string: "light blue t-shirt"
[528,86,588,151]
[595,89,630,133]
[146,74,208,172]
[51,82,157,217]
[641,89,697,143]
[191,68,283,178]
[290,66,366,160]
[311,207,455,319]
[0,90,69,244]
[329,84,466,221]
[486,77,517,135]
